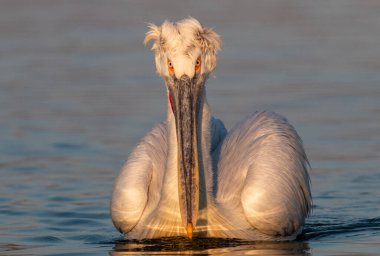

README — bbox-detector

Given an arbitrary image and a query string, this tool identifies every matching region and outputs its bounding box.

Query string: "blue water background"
[0,1,379,255]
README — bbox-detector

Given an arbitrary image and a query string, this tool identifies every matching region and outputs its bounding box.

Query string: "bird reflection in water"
[111,237,311,255]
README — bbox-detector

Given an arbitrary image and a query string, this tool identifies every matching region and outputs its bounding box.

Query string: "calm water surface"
[1,1,379,255]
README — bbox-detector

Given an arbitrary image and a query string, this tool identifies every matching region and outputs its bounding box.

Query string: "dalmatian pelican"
[111,18,311,241]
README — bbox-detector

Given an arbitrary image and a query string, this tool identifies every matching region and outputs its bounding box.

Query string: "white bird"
[111,18,311,241]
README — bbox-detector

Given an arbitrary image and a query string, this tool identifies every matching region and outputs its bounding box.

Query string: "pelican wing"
[216,111,311,237]
[111,122,167,234]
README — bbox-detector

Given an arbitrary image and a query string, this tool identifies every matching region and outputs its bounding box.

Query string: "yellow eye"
[167,59,174,74]
[195,57,201,73]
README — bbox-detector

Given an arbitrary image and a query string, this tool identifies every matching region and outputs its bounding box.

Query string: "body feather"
[112,110,311,240]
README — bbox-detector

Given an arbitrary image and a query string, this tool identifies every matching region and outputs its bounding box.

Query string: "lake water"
[1,1,379,255]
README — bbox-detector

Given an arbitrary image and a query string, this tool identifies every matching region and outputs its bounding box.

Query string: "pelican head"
[144,18,221,238]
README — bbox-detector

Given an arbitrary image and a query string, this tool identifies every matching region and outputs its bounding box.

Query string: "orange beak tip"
[186,223,193,239]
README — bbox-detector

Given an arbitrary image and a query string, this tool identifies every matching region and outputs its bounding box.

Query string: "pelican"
[111,18,311,241]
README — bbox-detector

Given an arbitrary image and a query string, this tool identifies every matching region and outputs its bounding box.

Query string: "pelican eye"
[195,57,201,73]
[167,59,175,74]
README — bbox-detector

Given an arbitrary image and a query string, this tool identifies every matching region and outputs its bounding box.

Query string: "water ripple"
[299,217,380,241]
[24,236,64,244]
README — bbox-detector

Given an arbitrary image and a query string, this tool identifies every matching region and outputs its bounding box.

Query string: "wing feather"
[216,111,311,237]
[111,122,167,234]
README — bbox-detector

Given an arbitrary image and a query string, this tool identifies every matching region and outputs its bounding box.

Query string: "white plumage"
[111,18,311,241]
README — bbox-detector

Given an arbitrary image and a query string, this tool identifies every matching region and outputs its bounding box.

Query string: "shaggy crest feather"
[144,17,221,77]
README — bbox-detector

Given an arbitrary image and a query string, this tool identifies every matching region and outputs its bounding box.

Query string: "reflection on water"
[111,237,310,255]
[1,0,380,255]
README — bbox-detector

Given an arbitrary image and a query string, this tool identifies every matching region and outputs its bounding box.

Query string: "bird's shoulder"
[226,110,295,142]
[218,110,304,160]
[139,122,168,149]
[125,122,168,167]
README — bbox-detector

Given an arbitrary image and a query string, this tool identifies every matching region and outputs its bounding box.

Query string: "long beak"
[168,75,201,239]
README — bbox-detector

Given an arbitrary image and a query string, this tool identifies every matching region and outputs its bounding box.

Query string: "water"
[1,1,379,255]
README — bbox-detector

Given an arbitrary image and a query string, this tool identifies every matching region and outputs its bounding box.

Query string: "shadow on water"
[110,237,310,255]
